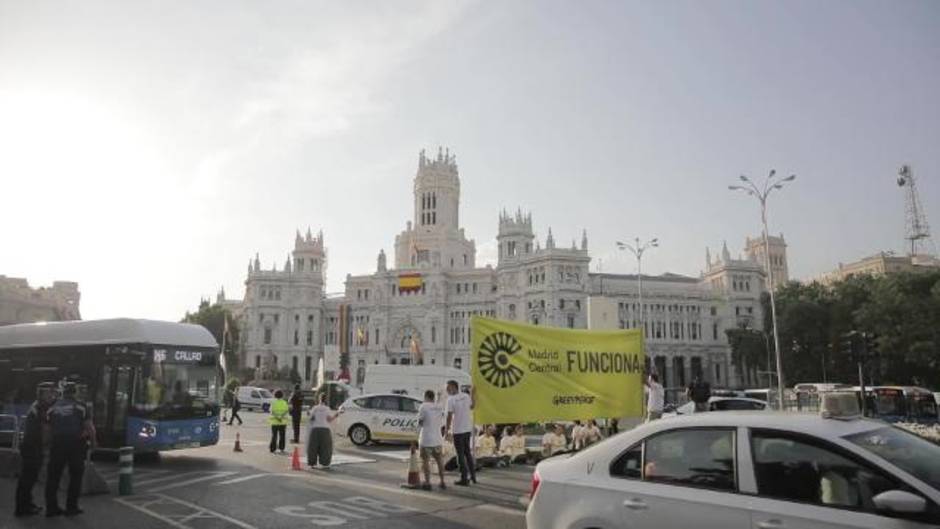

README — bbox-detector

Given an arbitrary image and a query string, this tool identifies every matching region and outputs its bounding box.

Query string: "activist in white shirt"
[307,394,341,468]
[417,389,446,490]
[541,423,568,457]
[645,373,665,421]
[445,381,476,486]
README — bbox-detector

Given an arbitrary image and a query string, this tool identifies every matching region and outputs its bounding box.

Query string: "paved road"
[1,411,531,529]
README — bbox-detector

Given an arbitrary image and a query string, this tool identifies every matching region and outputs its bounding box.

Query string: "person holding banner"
[645,374,664,421]
[444,380,476,486]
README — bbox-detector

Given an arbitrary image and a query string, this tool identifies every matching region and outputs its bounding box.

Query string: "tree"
[765,270,940,388]
[182,300,241,380]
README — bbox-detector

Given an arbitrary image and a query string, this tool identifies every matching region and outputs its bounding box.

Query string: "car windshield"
[845,426,940,492]
[259,389,273,398]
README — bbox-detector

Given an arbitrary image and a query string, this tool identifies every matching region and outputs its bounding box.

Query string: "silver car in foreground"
[527,412,940,529]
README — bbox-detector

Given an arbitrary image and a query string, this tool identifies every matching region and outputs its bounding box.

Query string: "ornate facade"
[233,148,777,389]
[0,276,81,326]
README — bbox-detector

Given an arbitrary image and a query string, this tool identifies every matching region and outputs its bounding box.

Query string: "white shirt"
[418,402,444,448]
[309,404,332,429]
[445,392,473,434]
[542,432,567,454]
[647,381,664,412]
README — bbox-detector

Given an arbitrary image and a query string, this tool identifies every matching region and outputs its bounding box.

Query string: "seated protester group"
[541,423,568,458]
[474,425,502,468]
[498,425,527,464]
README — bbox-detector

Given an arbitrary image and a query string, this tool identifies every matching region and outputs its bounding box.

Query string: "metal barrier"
[0,413,19,451]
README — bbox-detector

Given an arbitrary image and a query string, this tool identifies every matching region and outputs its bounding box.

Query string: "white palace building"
[230,148,788,391]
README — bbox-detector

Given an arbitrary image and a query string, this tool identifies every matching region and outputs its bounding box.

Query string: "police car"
[335,393,423,446]
[528,393,940,529]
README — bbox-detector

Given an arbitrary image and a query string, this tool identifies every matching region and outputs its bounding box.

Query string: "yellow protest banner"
[471,316,645,424]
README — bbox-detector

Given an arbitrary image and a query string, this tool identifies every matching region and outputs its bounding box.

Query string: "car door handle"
[622,499,648,510]
[756,520,784,529]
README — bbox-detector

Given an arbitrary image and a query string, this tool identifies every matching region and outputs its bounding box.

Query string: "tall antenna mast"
[896,164,935,256]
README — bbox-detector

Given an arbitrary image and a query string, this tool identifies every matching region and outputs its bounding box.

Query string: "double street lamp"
[616,237,659,339]
[729,170,796,409]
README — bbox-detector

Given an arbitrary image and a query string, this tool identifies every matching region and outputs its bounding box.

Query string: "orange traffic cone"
[233,432,243,453]
[400,442,421,489]
[291,446,302,471]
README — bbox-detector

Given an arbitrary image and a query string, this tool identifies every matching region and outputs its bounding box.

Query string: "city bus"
[863,385,939,424]
[0,318,221,452]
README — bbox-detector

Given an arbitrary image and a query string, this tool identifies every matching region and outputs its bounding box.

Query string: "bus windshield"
[873,389,904,416]
[136,350,220,420]
[911,395,938,420]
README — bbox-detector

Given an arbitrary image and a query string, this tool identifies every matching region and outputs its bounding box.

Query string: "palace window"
[263,328,272,345]
[567,314,575,328]
[293,330,299,345]
[306,330,313,346]
[255,355,261,368]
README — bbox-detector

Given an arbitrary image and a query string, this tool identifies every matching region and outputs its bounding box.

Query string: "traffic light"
[862,332,878,360]
[839,331,859,361]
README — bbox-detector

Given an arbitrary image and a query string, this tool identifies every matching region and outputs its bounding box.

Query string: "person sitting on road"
[581,420,602,448]
[498,426,526,465]
[541,424,568,458]
[474,425,500,468]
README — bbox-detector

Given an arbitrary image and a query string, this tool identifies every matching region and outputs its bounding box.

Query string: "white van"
[236,386,274,412]
[363,365,471,400]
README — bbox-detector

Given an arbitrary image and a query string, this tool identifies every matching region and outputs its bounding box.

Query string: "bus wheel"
[349,424,371,446]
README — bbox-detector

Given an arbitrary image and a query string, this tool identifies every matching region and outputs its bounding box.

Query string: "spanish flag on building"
[398,273,423,293]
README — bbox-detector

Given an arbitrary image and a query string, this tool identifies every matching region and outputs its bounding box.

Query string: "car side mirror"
[872,490,927,514]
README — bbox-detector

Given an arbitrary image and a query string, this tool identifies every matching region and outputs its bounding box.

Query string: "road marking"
[476,503,526,517]
[274,496,419,527]
[365,449,412,462]
[330,452,376,465]
[144,471,238,492]
[214,473,272,485]
[132,471,205,487]
[116,493,259,529]
[310,474,450,502]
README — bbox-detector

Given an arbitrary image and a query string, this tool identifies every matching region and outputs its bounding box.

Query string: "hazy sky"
[2,1,938,321]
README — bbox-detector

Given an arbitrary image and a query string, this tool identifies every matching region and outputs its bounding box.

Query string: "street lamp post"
[729,170,795,409]
[616,237,659,342]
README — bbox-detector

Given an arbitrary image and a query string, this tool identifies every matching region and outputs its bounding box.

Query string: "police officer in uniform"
[14,382,56,517]
[45,383,92,517]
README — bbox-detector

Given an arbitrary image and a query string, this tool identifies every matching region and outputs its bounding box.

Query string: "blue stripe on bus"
[126,416,219,451]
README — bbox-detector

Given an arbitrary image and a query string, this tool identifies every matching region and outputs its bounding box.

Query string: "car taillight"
[530,469,541,498]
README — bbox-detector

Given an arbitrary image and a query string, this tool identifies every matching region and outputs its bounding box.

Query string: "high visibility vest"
[269,399,289,426]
